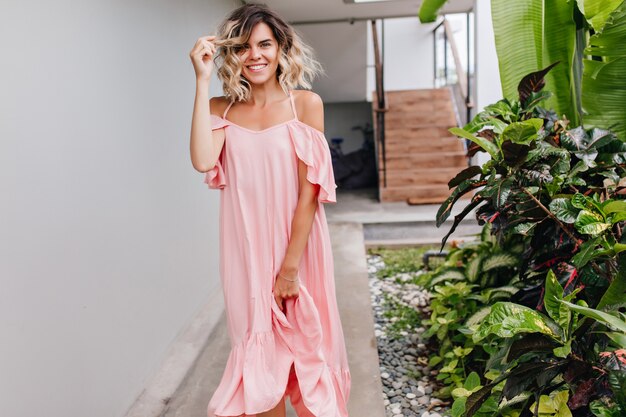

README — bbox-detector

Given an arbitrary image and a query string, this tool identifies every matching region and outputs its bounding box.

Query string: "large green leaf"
[491,0,578,124]
[604,331,626,348]
[449,127,500,159]
[571,237,601,268]
[574,209,611,235]
[560,300,626,333]
[590,399,624,417]
[502,118,544,145]
[544,269,565,325]
[473,302,562,342]
[466,254,484,283]
[603,200,626,214]
[582,2,626,141]
[577,0,624,31]
[418,0,448,23]
[549,197,579,223]
[597,254,626,309]
[482,253,519,272]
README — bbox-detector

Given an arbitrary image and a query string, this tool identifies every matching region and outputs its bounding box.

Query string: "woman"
[188,4,351,417]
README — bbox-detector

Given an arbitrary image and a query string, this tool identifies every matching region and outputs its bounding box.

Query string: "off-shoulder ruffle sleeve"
[203,115,229,189]
[286,122,338,203]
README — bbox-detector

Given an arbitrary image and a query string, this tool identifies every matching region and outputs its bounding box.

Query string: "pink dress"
[204,91,351,417]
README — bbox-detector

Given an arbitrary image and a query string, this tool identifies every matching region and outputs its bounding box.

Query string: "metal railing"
[371,19,388,190]
[433,15,474,126]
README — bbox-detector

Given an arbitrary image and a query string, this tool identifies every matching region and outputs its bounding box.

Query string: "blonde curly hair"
[213,3,323,102]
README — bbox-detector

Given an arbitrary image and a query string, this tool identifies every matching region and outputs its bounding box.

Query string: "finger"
[200,43,215,57]
[202,40,216,52]
[201,47,212,58]
[199,46,214,59]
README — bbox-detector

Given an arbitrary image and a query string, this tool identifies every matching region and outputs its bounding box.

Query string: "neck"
[247,78,288,106]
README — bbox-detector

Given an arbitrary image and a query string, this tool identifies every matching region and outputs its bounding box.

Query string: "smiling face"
[237,22,281,86]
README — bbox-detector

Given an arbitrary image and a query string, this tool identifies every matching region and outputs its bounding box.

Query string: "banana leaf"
[491,0,578,125]
[418,0,448,23]
[582,2,626,141]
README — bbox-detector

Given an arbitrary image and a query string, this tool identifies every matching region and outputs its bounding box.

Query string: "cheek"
[270,49,280,64]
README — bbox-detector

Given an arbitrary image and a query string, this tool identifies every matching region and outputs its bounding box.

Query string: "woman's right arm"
[189,36,225,173]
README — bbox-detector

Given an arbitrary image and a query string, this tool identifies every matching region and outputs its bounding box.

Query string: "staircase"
[375,87,468,204]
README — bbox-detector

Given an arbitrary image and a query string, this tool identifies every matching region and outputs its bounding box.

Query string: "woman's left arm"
[274,92,324,305]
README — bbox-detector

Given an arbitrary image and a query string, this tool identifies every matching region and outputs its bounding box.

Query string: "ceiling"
[262,0,474,24]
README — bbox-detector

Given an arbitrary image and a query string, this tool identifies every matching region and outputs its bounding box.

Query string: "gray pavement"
[326,188,481,247]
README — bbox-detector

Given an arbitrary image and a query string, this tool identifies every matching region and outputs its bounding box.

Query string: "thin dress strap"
[289,90,299,121]
[222,101,235,119]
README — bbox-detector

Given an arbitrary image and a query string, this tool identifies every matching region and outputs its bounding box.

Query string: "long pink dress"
[204,91,351,417]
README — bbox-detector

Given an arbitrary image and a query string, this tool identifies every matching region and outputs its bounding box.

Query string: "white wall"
[296,21,368,103]
[475,0,502,111]
[366,17,439,98]
[474,0,501,165]
[0,1,236,416]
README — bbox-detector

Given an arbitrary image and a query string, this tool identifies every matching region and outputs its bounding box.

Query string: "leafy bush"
[420,223,524,397]
[429,63,626,416]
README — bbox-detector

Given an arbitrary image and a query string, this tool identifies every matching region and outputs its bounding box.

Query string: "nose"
[249,45,262,60]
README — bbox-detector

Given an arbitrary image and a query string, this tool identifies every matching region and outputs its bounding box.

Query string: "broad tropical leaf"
[597,254,626,309]
[473,302,562,342]
[577,0,624,31]
[560,300,626,333]
[418,0,448,23]
[449,127,500,159]
[491,0,578,124]
[582,2,626,141]
[482,253,519,272]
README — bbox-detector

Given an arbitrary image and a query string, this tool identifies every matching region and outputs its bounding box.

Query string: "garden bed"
[367,246,450,417]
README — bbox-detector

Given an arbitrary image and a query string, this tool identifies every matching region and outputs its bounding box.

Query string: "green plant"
[424,223,523,290]
[419,0,626,141]
[419,224,524,397]
[430,63,626,416]
[437,63,626,310]
[450,267,626,417]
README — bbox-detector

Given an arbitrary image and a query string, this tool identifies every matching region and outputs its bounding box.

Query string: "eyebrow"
[241,38,273,47]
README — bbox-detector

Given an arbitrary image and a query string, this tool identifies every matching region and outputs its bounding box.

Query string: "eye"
[261,42,271,48]
[233,44,250,54]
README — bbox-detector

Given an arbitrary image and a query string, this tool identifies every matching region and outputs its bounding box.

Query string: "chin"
[246,75,276,86]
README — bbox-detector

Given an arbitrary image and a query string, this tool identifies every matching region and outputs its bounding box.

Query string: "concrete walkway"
[326,188,480,247]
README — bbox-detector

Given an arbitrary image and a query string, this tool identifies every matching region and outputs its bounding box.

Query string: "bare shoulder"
[293,90,324,132]
[209,96,230,117]
[293,90,323,111]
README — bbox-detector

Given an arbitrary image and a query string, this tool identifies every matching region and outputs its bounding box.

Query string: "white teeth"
[248,64,267,71]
